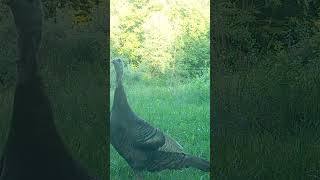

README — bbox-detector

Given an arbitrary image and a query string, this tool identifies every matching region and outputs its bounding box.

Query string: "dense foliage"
[214,0,320,134]
[214,1,320,179]
[214,0,320,72]
[111,0,210,79]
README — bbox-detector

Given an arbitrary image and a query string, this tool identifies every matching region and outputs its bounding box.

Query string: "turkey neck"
[112,65,132,112]
[114,62,123,86]
[112,81,132,113]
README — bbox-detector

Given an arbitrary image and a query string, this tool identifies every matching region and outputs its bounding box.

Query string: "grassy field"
[215,130,320,180]
[214,71,320,180]
[110,75,210,180]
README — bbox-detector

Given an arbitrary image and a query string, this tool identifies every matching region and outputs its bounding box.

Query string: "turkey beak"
[112,59,117,65]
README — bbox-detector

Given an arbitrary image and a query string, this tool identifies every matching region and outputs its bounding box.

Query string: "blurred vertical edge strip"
[105,0,111,179]
[210,0,215,179]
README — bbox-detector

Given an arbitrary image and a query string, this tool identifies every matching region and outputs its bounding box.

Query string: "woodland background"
[213,0,320,179]
[110,0,210,80]
[0,0,108,179]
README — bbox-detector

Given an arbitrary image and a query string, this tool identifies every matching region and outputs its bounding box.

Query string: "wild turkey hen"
[110,58,210,178]
[0,0,98,179]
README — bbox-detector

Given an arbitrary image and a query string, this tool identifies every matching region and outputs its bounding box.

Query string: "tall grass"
[214,58,320,179]
[109,68,210,179]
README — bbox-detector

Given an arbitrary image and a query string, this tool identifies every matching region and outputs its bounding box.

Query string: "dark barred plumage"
[110,58,210,178]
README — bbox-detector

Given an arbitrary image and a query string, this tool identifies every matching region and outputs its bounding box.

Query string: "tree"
[111,0,210,77]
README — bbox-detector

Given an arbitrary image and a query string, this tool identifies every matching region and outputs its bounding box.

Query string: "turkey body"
[110,59,210,173]
[111,104,186,172]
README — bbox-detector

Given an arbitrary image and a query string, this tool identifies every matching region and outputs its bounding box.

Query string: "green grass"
[110,77,210,180]
[215,130,320,180]
[49,62,107,179]
[214,70,320,180]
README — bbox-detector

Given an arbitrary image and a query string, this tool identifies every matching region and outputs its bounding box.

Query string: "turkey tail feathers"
[185,155,210,172]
